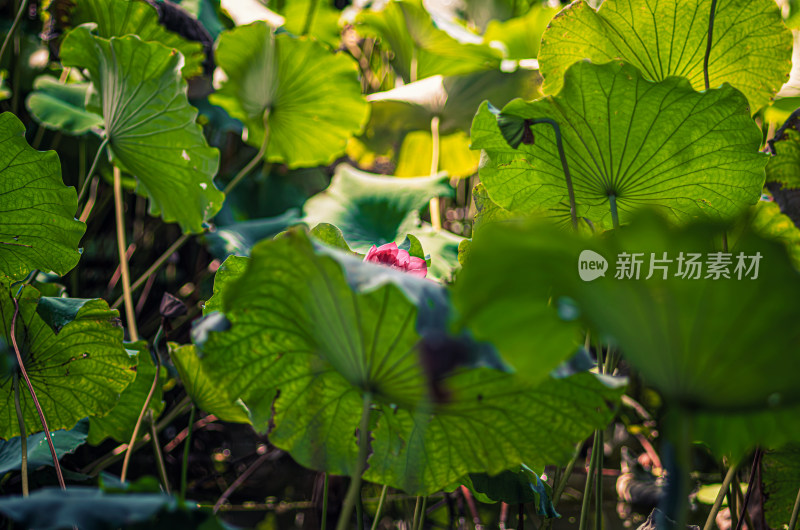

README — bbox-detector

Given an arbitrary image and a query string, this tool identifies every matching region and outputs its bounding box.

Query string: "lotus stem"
[579,433,600,530]
[595,429,604,530]
[703,0,718,91]
[224,109,271,195]
[0,0,29,67]
[429,115,442,231]
[788,482,800,530]
[734,449,762,530]
[417,496,428,530]
[149,410,170,494]
[336,392,373,530]
[113,165,139,341]
[12,373,28,496]
[609,194,620,230]
[412,496,422,529]
[322,473,330,530]
[703,459,741,530]
[527,119,578,230]
[370,485,388,530]
[180,404,196,502]
[77,139,108,204]
[120,326,163,483]
[10,297,66,490]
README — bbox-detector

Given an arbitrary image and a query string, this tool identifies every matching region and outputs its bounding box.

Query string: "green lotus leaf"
[692,404,800,458]
[203,210,300,259]
[483,4,558,60]
[748,200,800,270]
[302,164,460,280]
[0,419,88,475]
[195,229,623,494]
[88,342,164,445]
[26,76,104,135]
[309,223,358,255]
[395,130,479,178]
[210,21,368,168]
[202,255,249,315]
[472,61,766,227]
[355,0,501,83]
[462,464,557,516]
[0,284,135,439]
[60,25,223,234]
[0,113,85,280]
[367,368,624,494]
[169,343,250,424]
[762,445,800,529]
[275,0,342,48]
[538,0,792,112]
[766,129,800,188]
[464,210,800,413]
[70,0,206,77]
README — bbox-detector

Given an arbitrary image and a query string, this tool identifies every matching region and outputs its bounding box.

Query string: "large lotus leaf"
[367,368,625,494]
[69,0,205,77]
[275,0,342,48]
[537,0,792,112]
[195,229,623,494]
[0,113,85,280]
[26,76,104,135]
[210,22,368,168]
[472,61,766,227]
[463,211,800,414]
[356,0,501,83]
[0,285,135,439]
[302,164,451,252]
[748,200,800,270]
[766,129,800,188]
[195,230,433,475]
[88,342,164,445]
[60,25,223,234]
[169,343,250,424]
[483,4,558,60]
[395,130,479,179]
[0,419,88,475]
[0,487,221,530]
[692,404,800,458]
[358,69,540,159]
[762,445,800,529]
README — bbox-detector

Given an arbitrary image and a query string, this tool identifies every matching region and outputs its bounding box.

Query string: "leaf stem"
[412,496,422,529]
[180,404,196,503]
[301,0,320,36]
[733,449,762,530]
[703,459,741,530]
[417,496,428,530]
[429,115,442,231]
[336,392,373,530]
[321,473,329,530]
[703,0,718,91]
[527,119,578,230]
[9,297,66,490]
[120,326,163,483]
[0,0,29,68]
[788,482,800,530]
[12,373,28,496]
[370,484,388,530]
[113,165,139,341]
[149,410,170,494]
[224,109,271,195]
[608,194,619,229]
[595,429,604,530]
[579,433,599,530]
[77,139,108,205]
[213,451,273,513]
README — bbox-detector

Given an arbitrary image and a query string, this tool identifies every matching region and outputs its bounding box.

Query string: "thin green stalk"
[0,0,29,67]
[77,139,108,204]
[608,194,619,230]
[336,392,373,530]
[417,496,428,530]
[180,404,196,502]
[703,460,741,530]
[321,473,329,530]
[9,298,65,490]
[733,449,762,530]
[527,119,577,230]
[301,0,319,36]
[78,137,87,197]
[579,433,600,530]
[371,485,388,530]
[357,486,364,530]
[412,496,422,529]
[113,165,138,341]
[223,110,270,195]
[120,326,164,483]
[595,429,604,530]
[553,444,582,508]
[703,0,718,91]
[12,373,28,496]
[788,483,800,530]
[149,410,170,494]
[429,115,442,231]
[31,124,45,150]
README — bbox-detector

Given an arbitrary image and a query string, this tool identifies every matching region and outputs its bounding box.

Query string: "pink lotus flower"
[363,242,427,278]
